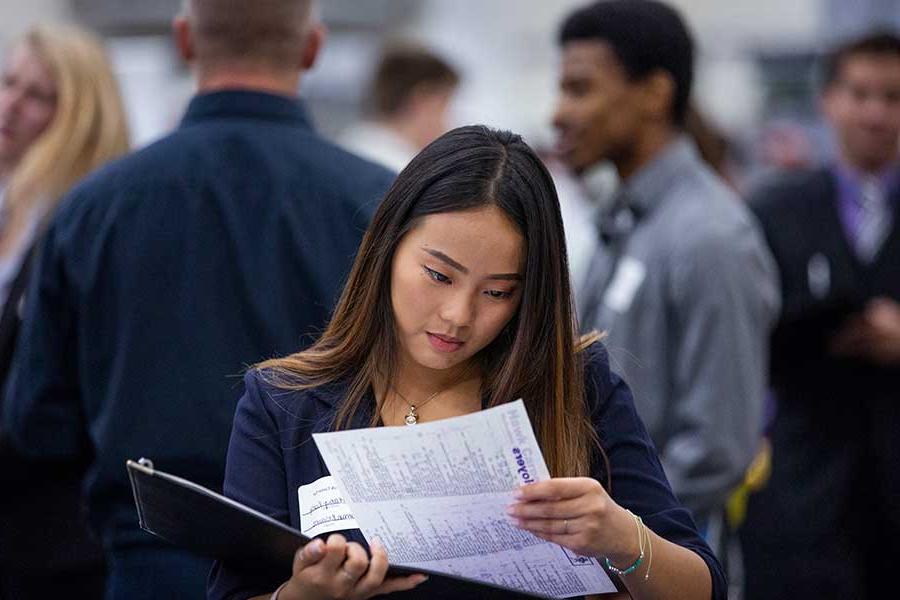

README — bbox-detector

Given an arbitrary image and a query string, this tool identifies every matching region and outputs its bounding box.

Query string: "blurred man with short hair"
[339,44,459,172]
[554,0,779,553]
[2,1,394,597]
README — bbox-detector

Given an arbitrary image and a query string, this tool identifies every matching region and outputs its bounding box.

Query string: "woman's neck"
[378,355,483,425]
[393,354,477,397]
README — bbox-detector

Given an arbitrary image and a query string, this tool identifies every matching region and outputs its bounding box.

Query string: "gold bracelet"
[642,518,653,581]
[605,509,645,576]
[270,581,289,600]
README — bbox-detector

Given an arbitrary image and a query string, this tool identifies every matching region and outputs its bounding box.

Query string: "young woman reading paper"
[208,126,726,600]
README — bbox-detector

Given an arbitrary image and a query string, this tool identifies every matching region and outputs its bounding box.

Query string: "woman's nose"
[439,289,476,328]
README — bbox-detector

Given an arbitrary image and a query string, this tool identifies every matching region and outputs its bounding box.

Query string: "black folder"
[126,458,566,599]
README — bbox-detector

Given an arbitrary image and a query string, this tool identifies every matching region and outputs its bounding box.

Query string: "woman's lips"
[427,332,464,353]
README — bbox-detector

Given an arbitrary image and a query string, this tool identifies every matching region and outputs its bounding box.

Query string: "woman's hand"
[506,477,642,566]
[279,534,428,600]
[510,479,716,600]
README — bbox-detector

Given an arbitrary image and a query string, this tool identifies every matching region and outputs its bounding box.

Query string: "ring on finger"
[563,519,569,534]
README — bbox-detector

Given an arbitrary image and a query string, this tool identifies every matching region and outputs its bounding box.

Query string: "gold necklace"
[392,388,441,425]
[391,364,476,425]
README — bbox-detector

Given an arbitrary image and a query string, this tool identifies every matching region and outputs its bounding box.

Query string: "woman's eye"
[485,289,512,299]
[424,266,450,284]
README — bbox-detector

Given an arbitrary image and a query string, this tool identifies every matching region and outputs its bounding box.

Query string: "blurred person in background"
[757,121,815,172]
[546,157,619,295]
[0,24,129,600]
[684,104,737,188]
[1,0,394,598]
[742,31,900,600]
[553,0,780,566]
[338,43,459,172]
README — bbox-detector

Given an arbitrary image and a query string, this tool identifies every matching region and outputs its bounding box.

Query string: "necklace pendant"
[404,405,418,425]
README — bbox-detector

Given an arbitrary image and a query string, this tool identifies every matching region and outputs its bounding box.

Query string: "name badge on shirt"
[807,252,830,300]
[298,476,359,537]
[603,256,646,313]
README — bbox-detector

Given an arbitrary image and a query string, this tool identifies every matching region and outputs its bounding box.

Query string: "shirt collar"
[832,160,900,202]
[618,135,700,217]
[180,89,314,131]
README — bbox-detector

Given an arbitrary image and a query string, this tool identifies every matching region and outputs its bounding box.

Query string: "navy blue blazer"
[2,90,395,551]
[208,343,726,599]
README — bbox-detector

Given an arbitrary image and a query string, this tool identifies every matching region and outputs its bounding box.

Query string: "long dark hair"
[259,125,600,478]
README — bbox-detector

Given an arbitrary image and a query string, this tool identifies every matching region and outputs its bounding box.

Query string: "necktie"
[854,176,892,263]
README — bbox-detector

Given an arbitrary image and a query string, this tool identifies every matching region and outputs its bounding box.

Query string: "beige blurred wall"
[405,0,822,143]
[0,0,832,148]
[0,0,72,44]
[672,0,819,45]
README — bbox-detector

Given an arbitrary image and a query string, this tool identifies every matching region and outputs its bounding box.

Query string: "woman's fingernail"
[513,488,525,500]
[370,537,383,551]
[505,505,516,515]
[306,540,322,558]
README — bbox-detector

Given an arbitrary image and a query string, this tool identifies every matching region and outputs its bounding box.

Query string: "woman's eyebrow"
[423,247,522,281]
[487,273,522,281]
[424,248,469,273]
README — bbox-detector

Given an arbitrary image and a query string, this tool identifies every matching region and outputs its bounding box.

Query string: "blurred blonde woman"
[0,24,129,600]
[0,24,129,309]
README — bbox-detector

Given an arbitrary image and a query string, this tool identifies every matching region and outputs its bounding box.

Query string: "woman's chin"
[410,346,472,372]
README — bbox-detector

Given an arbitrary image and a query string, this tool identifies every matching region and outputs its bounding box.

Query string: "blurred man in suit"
[743,31,900,600]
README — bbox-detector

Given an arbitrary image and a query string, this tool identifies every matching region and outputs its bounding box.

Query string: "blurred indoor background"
[3,0,900,193]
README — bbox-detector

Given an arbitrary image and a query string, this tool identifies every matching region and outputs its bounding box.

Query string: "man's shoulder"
[679,159,740,207]
[57,121,394,224]
[59,127,210,199]
[298,135,397,195]
[137,121,393,187]
[747,167,832,220]
[660,170,757,253]
[657,157,739,224]
[649,176,775,291]
[179,118,396,208]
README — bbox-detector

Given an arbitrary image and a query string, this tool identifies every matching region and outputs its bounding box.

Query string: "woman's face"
[0,43,57,172]
[390,204,525,374]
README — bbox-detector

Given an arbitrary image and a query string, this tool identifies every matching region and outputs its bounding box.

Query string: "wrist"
[605,507,643,567]
[274,579,311,600]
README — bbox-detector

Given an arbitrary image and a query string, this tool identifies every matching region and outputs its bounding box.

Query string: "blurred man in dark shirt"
[2,1,394,598]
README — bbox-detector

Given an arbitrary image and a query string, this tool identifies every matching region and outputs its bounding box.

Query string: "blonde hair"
[2,24,130,255]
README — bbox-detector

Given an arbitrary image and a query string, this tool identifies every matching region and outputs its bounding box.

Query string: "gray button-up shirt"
[578,137,780,521]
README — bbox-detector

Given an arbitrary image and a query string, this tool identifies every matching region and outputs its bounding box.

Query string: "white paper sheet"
[312,400,617,598]
[298,475,360,538]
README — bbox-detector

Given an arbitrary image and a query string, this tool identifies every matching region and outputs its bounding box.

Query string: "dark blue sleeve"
[584,343,727,600]
[208,370,290,600]
[2,216,86,458]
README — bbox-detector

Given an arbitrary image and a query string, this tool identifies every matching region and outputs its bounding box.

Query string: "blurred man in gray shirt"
[553,0,779,543]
